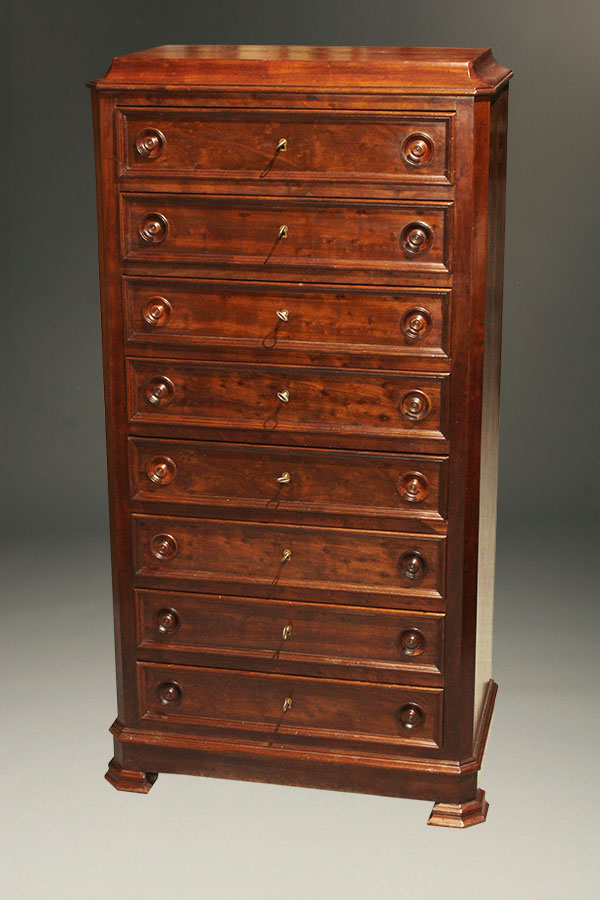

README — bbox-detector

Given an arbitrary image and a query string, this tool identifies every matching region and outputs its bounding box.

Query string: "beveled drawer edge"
[116,106,456,187]
[136,660,444,749]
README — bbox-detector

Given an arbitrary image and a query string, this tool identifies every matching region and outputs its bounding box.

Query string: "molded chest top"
[91,45,512,94]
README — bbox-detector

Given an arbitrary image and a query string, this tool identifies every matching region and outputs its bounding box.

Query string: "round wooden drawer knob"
[399,628,426,657]
[138,212,168,244]
[151,533,178,560]
[400,390,431,422]
[135,128,166,159]
[401,221,433,255]
[401,307,431,341]
[146,456,176,485]
[398,703,425,730]
[398,472,428,503]
[402,132,434,167]
[157,681,182,706]
[143,297,172,327]
[156,608,180,635]
[146,376,175,407]
[398,551,427,581]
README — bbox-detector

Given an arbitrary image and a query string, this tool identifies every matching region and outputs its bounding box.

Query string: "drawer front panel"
[127,359,449,444]
[137,589,444,678]
[130,438,448,523]
[133,515,446,608]
[120,195,451,279]
[119,108,453,186]
[125,278,450,360]
[138,662,443,749]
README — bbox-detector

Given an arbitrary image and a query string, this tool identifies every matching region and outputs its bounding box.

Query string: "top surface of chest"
[91,44,512,94]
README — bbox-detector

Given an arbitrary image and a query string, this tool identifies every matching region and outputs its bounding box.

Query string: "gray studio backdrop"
[5,0,600,540]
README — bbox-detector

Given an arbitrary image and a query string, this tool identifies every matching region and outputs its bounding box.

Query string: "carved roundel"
[151,533,178,560]
[400,221,434,256]
[156,681,183,706]
[399,390,431,422]
[399,628,426,657]
[138,212,169,244]
[135,128,166,160]
[398,472,429,503]
[398,551,427,581]
[146,456,176,485]
[397,702,425,730]
[143,297,172,327]
[156,608,180,635]
[146,376,175,407]
[402,132,434,168]
[401,307,432,341]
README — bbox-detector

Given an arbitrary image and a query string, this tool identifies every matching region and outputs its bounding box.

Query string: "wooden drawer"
[130,438,448,525]
[124,278,451,361]
[126,359,450,448]
[138,662,444,750]
[136,589,444,682]
[120,194,451,283]
[132,514,446,609]
[118,108,453,191]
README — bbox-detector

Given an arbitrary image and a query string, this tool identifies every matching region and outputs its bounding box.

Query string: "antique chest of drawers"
[89,45,511,827]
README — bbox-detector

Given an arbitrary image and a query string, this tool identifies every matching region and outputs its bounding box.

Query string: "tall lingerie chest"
[89,45,512,827]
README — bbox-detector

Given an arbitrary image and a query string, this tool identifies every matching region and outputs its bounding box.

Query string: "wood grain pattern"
[129,438,448,523]
[137,662,444,751]
[90,45,510,824]
[135,589,444,681]
[120,194,452,283]
[92,45,512,95]
[132,513,447,608]
[118,108,453,187]
[126,358,449,445]
[124,277,451,361]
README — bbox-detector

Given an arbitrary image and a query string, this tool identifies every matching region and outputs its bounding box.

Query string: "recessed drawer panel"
[132,514,446,609]
[138,662,444,750]
[130,438,448,524]
[120,194,451,282]
[126,359,450,446]
[124,278,450,360]
[136,589,444,681]
[118,108,453,188]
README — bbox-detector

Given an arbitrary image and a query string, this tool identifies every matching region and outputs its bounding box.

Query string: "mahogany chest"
[90,45,511,827]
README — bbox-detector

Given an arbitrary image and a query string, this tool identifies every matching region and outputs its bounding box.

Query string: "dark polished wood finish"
[129,437,448,526]
[138,662,444,751]
[119,108,454,190]
[127,358,450,447]
[124,278,451,361]
[121,194,452,284]
[135,589,444,683]
[133,513,447,607]
[90,45,511,826]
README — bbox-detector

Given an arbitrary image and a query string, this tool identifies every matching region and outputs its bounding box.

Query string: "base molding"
[107,679,497,820]
[428,788,489,828]
[105,757,158,794]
